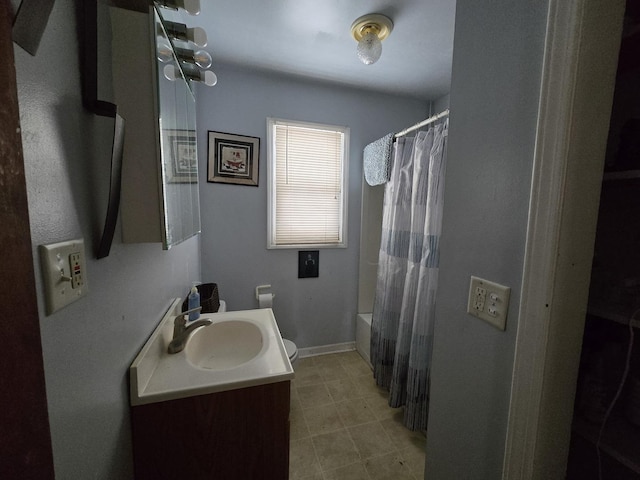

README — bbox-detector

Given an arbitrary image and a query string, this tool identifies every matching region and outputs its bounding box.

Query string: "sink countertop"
[130,299,294,406]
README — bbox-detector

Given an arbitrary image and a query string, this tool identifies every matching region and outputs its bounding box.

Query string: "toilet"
[220,299,299,367]
[283,338,299,367]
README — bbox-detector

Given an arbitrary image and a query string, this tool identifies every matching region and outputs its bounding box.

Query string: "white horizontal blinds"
[274,123,344,245]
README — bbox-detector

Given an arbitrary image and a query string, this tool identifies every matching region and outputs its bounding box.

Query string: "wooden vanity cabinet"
[131,381,290,479]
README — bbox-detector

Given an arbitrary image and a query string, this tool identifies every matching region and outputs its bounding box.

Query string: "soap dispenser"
[188,285,200,321]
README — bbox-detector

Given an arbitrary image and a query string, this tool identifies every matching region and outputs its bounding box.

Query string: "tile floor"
[289,350,427,480]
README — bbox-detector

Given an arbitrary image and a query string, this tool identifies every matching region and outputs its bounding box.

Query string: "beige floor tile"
[352,374,386,397]
[337,351,367,365]
[343,360,374,378]
[318,362,351,381]
[363,452,415,480]
[302,403,344,436]
[311,353,343,368]
[299,474,323,480]
[326,377,361,402]
[293,363,325,388]
[297,383,333,409]
[348,421,396,459]
[289,437,321,479]
[335,398,378,427]
[290,406,311,441]
[311,429,361,471]
[399,444,426,478]
[379,416,426,451]
[296,357,318,368]
[363,391,400,420]
[323,461,371,480]
[289,351,426,480]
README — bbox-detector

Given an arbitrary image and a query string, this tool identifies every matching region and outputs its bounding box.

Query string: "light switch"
[39,239,88,315]
[467,276,510,330]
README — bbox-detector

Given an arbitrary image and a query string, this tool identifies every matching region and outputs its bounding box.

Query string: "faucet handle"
[178,306,202,321]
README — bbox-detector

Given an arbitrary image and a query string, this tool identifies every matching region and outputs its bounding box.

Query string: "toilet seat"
[283,339,298,363]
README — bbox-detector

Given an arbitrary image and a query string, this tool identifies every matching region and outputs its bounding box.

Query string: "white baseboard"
[298,342,356,358]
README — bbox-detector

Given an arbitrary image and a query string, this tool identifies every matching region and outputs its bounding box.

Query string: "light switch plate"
[39,239,88,315]
[467,276,510,330]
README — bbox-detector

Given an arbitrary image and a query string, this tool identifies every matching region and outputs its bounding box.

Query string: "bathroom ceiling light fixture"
[350,13,393,65]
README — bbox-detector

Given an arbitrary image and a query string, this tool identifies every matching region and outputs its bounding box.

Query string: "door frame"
[503,0,626,478]
[0,1,55,478]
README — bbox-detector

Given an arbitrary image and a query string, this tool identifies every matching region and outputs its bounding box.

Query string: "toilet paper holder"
[255,284,275,300]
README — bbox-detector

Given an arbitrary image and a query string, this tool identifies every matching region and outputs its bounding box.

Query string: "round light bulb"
[188,26,207,47]
[193,49,212,69]
[357,31,382,65]
[181,0,200,15]
[163,64,179,81]
[157,41,174,63]
[201,70,217,87]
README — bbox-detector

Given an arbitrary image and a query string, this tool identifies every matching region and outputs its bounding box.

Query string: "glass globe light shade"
[201,70,218,87]
[180,0,200,15]
[357,31,382,65]
[163,64,179,81]
[193,49,212,69]
[188,27,207,47]
[157,41,174,63]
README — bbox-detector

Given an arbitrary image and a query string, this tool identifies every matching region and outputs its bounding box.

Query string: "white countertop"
[130,299,294,406]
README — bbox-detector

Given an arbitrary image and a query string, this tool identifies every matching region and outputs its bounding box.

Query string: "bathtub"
[356,313,373,369]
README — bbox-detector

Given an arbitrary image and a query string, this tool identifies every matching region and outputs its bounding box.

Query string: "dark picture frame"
[164,129,198,183]
[207,131,260,186]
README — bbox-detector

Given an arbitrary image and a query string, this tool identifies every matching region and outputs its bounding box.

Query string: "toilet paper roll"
[258,293,273,308]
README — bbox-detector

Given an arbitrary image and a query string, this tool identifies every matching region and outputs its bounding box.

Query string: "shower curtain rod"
[394,109,449,138]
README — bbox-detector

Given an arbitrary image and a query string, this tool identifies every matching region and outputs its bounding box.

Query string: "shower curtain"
[370,120,448,431]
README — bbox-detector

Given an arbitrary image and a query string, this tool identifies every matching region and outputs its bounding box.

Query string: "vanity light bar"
[164,21,208,47]
[174,47,212,69]
[163,64,217,87]
[155,0,201,16]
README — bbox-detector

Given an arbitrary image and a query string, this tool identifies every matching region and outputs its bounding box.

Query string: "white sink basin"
[129,299,294,406]
[186,320,263,370]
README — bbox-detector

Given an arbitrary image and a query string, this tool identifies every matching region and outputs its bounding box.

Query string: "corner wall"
[14,2,201,477]
[425,0,549,478]
[196,64,429,348]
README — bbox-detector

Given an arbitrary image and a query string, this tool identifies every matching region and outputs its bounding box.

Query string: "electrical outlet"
[473,286,486,311]
[467,276,510,330]
[39,239,88,315]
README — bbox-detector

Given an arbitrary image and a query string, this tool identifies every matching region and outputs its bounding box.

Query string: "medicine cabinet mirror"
[112,5,201,249]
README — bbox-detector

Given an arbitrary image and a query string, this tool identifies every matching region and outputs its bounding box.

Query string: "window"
[267,118,349,249]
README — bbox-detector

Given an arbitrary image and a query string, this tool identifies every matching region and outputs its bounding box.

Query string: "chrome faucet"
[167,306,212,354]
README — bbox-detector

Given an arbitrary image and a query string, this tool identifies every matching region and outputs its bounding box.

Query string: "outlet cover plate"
[39,239,88,315]
[467,276,510,330]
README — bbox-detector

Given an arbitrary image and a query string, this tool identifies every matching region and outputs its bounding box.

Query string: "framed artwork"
[164,129,198,183]
[207,131,260,186]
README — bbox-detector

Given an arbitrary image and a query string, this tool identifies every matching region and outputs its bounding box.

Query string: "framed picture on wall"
[164,129,198,183]
[207,131,260,186]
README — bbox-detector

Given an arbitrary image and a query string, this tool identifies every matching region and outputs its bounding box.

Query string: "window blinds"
[271,121,347,246]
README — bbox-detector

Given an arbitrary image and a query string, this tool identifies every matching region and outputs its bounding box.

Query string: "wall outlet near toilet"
[466,276,510,330]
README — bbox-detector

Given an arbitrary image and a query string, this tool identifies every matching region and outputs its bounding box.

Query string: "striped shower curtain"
[370,121,448,431]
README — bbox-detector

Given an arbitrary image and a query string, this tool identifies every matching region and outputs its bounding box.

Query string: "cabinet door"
[131,381,291,479]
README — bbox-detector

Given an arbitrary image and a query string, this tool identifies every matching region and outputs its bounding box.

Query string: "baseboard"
[298,342,356,358]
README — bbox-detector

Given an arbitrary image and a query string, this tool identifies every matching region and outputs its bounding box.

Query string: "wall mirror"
[112,6,202,250]
[154,7,201,248]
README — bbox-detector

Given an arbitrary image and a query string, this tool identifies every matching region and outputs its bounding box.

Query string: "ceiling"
[178,0,457,101]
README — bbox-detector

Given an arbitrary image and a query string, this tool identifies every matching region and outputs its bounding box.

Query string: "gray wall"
[426,0,549,478]
[196,64,429,348]
[14,1,201,478]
